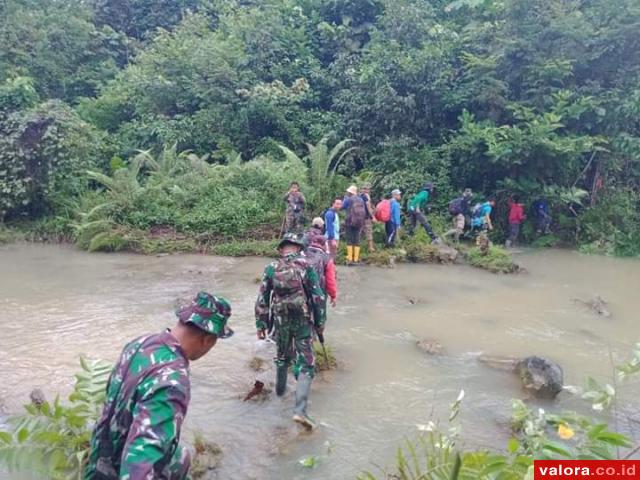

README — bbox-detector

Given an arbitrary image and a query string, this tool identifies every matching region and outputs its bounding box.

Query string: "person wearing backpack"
[255,233,326,430]
[341,185,367,265]
[407,182,440,244]
[470,198,496,233]
[531,197,552,234]
[443,188,473,242]
[283,182,306,234]
[324,197,342,258]
[303,217,327,251]
[385,189,402,247]
[305,230,338,308]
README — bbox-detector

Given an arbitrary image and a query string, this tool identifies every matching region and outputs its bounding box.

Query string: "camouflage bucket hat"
[278,232,305,250]
[177,291,233,339]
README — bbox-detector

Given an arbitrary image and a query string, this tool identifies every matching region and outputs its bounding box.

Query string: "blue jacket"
[324,209,340,241]
[390,198,401,226]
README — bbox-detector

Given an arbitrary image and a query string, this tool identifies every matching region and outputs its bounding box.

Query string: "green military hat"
[278,232,305,250]
[177,291,233,338]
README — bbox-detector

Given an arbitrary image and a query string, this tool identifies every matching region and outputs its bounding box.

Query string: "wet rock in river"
[191,438,223,479]
[29,388,47,408]
[416,338,444,355]
[515,356,563,399]
[574,295,611,318]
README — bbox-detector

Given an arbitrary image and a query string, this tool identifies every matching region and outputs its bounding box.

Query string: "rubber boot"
[292,373,316,430]
[276,364,288,397]
[346,246,353,265]
[353,246,361,264]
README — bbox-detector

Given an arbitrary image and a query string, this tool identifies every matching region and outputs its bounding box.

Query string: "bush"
[210,239,279,257]
[466,246,519,273]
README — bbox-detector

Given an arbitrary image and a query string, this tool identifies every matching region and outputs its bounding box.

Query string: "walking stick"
[317,331,329,366]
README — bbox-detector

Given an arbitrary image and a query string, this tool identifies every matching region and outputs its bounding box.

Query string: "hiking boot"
[292,373,314,430]
[293,413,317,430]
[276,364,288,397]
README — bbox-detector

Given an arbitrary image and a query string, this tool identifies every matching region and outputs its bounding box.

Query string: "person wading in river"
[303,217,327,252]
[305,225,338,307]
[85,291,232,480]
[283,181,306,234]
[255,233,326,430]
[341,185,367,265]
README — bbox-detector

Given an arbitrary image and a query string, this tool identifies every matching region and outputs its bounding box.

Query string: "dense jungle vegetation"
[1,0,639,255]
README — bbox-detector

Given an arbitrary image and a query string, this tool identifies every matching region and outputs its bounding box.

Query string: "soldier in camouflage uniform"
[255,233,326,429]
[283,182,306,234]
[85,291,232,480]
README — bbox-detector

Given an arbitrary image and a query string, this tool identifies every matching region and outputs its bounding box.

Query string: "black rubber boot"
[276,364,288,397]
[292,373,316,430]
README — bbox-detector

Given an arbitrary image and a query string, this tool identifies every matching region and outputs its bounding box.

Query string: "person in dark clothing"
[532,197,552,234]
[341,185,366,265]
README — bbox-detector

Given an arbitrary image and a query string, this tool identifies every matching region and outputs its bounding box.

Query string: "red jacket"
[508,201,526,224]
[325,260,337,301]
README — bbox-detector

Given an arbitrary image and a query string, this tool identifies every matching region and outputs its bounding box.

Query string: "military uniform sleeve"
[255,264,274,331]
[298,192,306,204]
[119,377,189,479]
[304,266,326,329]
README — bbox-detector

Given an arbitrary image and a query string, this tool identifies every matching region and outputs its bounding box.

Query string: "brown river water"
[1,243,639,479]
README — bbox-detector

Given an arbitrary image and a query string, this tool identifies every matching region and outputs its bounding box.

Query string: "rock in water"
[477,354,519,372]
[515,356,563,399]
[29,389,46,408]
[416,339,444,355]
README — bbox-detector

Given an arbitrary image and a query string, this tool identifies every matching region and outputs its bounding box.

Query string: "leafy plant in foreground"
[0,357,112,479]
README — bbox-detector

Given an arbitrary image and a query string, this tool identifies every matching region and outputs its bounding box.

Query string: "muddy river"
[1,244,639,479]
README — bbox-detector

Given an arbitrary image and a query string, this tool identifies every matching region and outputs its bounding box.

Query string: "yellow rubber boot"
[354,246,361,263]
[346,245,353,264]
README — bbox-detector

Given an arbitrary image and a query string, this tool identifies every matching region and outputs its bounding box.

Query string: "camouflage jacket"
[85,331,190,480]
[255,253,326,331]
[283,191,306,213]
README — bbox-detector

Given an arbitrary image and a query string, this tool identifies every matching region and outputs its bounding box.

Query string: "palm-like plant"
[279,135,358,210]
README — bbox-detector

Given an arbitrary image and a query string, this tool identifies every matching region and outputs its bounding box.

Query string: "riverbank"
[0,222,521,273]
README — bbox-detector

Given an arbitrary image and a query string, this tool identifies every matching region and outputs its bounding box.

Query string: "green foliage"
[0,357,112,479]
[0,100,110,221]
[209,240,279,257]
[466,246,519,274]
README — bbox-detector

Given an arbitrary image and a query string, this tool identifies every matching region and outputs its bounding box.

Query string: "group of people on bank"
[284,181,554,262]
[83,182,554,480]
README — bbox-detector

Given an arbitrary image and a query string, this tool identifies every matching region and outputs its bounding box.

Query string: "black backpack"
[448,198,464,216]
[347,196,366,229]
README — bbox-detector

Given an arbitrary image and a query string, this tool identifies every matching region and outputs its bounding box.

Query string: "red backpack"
[374,199,391,222]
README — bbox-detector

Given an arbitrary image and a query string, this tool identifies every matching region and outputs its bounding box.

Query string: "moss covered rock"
[466,246,520,273]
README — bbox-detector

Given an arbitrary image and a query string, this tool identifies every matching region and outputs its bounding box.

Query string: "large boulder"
[515,356,563,399]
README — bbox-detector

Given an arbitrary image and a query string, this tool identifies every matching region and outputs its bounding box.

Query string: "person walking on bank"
[506,195,526,248]
[283,181,306,234]
[444,188,473,242]
[255,234,326,430]
[86,291,232,480]
[341,185,367,265]
[324,197,342,258]
[385,189,402,247]
[407,182,440,244]
[360,183,376,252]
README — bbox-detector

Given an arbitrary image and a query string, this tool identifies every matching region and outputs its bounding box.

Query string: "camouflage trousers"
[284,211,305,234]
[363,219,374,242]
[169,445,191,480]
[273,311,316,379]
